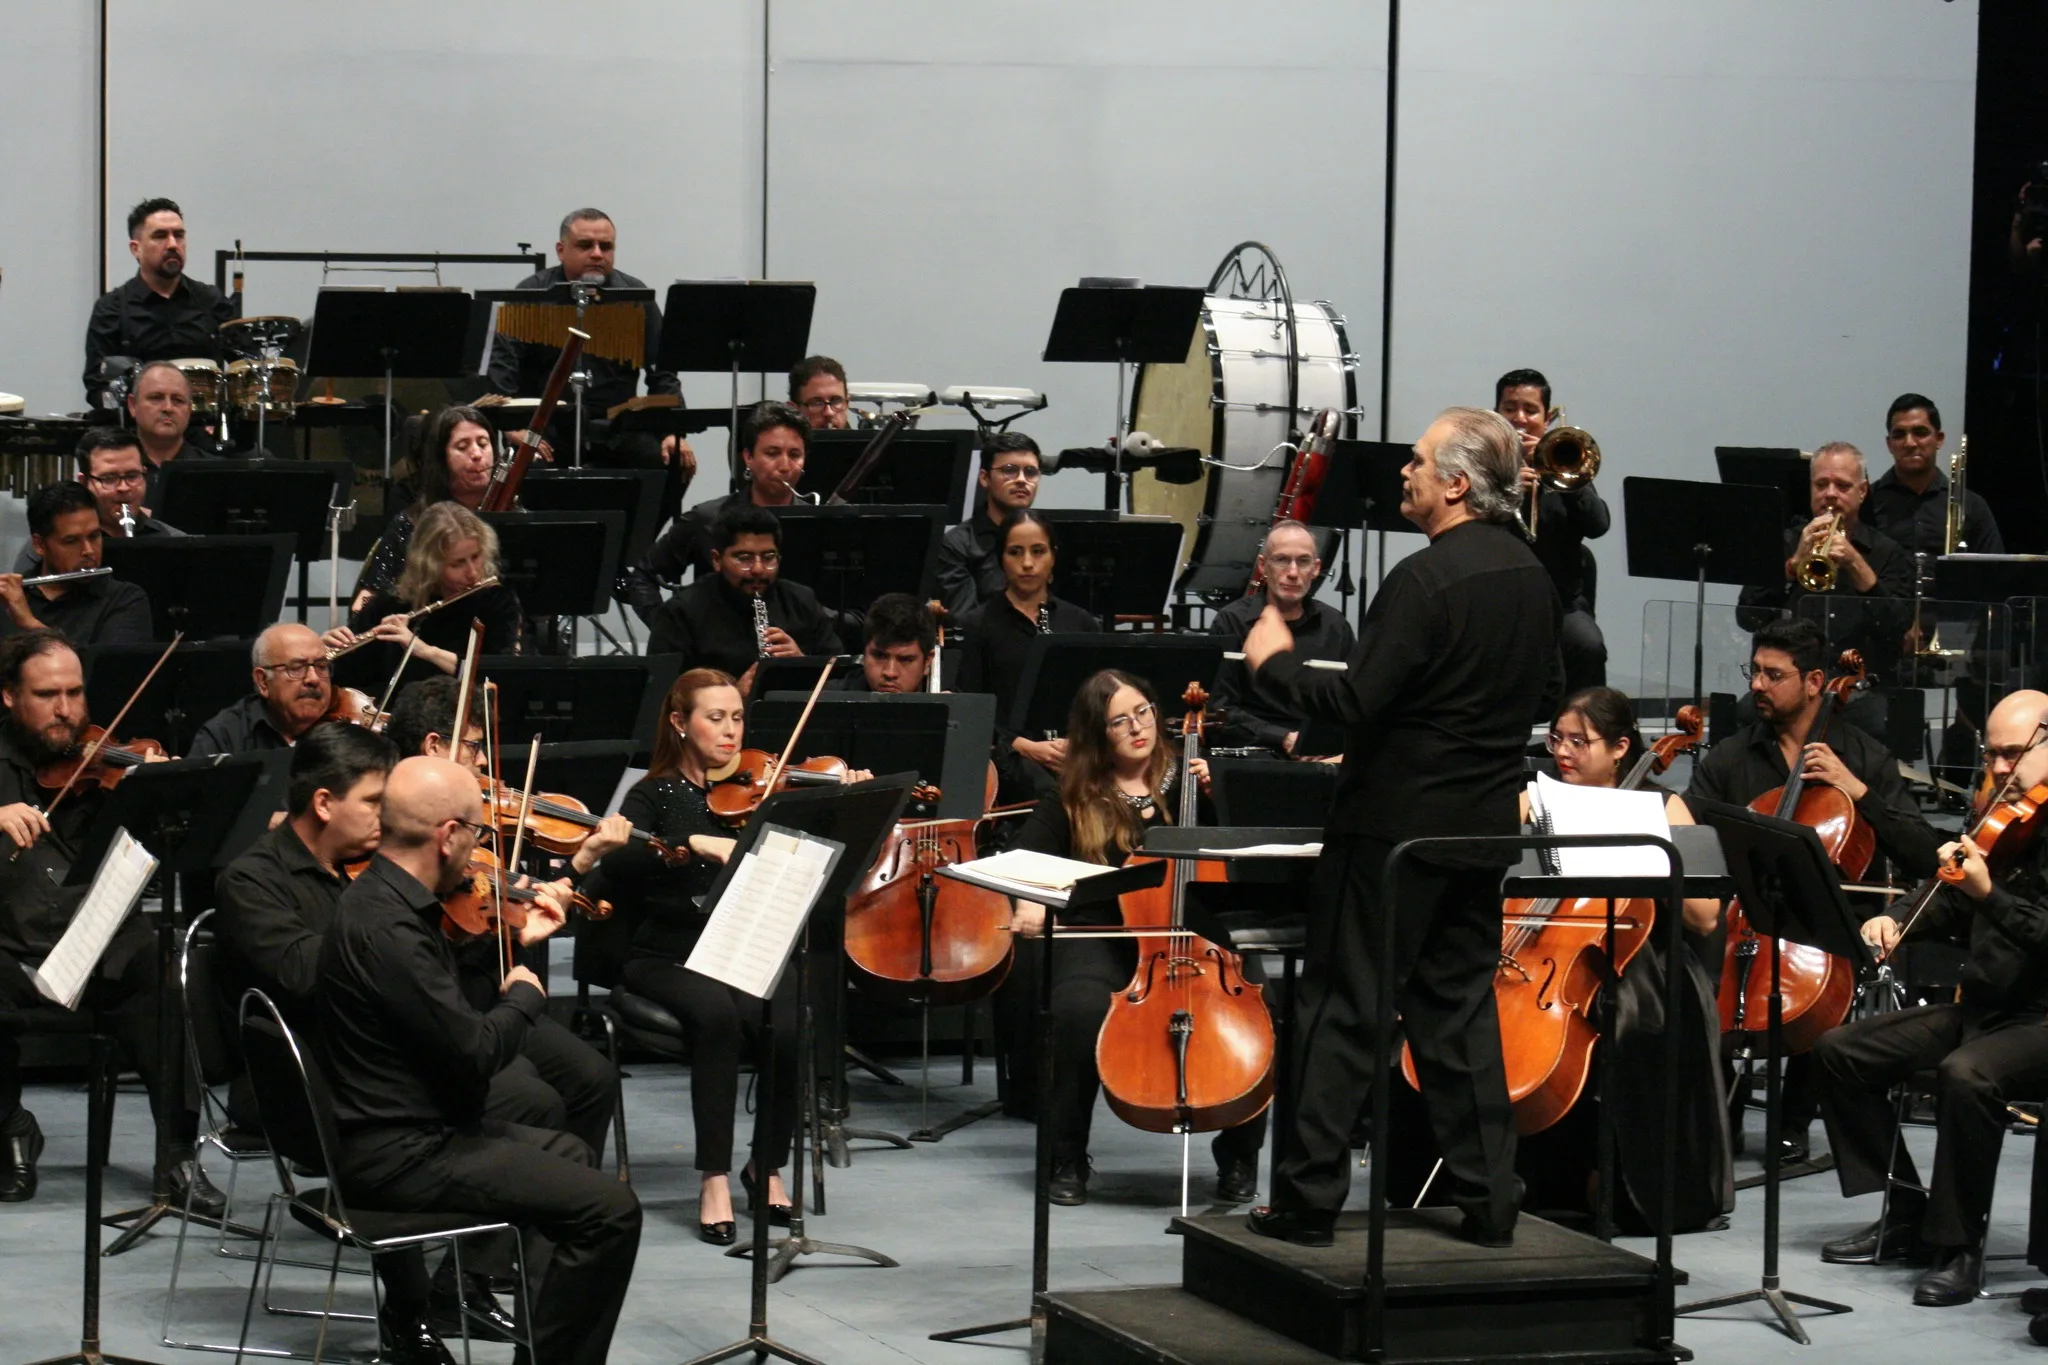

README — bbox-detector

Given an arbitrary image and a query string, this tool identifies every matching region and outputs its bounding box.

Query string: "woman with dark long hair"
[354,405,499,603]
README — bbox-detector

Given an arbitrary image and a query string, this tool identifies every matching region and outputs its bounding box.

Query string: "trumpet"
[1520,410,1600,537]
[1796,512,1844,592]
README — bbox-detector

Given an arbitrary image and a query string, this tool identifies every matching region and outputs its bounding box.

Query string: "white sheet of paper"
[1530,772,1674,879]
[1197,842,1323,858]
[29,827,157,1010]
[685,828,837,1000]
[939,849,1128,904]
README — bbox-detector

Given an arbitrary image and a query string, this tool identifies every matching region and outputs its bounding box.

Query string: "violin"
[845,779,1010,1007]
[705,752,852,826]
[1096,683,1275,1136]
[324,686,384,730]
[1719,652,1872,1053]
[479,776,687,863]
[442,847,612,940]
[1882,771,2048,959]
[35,726,166,792]
[1400,704,1703,1133]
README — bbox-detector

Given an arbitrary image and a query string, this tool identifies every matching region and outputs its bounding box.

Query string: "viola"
[479,776,686,863]
[705,750,851,827]
[1096,683,1275,1136]
[441,847,613,943]
[1882,776,2048,958]
[1719,653,1871,1053]
[35,726,166,792]
[324,686,384,730]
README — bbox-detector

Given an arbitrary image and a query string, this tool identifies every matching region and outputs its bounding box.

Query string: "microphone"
[1046,431,1202,482]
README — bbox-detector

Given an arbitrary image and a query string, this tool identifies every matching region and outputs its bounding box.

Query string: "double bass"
[1397,706,1703,1132]
[1095,684,1275,1136]
[1718,651,1873,1054]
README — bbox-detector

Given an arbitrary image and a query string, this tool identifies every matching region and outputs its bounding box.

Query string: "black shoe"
[699,1220,736,1246]
[1776,1132,1812,1167]
[163,1154,228,1221]
[0,1109,44,1203]
[2022,1285,2048,1316]
[1215,1159,1259,1205]
[1458,1212,1515,1248]
[2030,1309,2048,1346]
[1914,1244,1984,1306]
[1820,1206,1925,1265]
[1047,1158,1090,1207]
[427,1266,518,1343]
[738,1166,791,1226]
[1246,1205,1335,1248]
[378,1306,456,1365]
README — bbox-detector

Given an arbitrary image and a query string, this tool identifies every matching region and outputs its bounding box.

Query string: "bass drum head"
[1128,320,1220,590]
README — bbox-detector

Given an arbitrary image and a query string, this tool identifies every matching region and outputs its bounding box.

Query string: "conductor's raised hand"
[1241,603,1294,675]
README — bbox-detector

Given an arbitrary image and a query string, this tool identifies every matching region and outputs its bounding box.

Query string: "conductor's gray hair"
[1428,407,1523,525]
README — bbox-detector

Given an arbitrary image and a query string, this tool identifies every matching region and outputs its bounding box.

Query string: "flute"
[21,567,113,589]
[326,576,501,660]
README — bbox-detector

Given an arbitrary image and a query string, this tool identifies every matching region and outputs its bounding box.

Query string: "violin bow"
[368,634,421,731]
[763,660,839,795]
[501,736,543,978]
[44,631,184,821]
[450,620,485,746]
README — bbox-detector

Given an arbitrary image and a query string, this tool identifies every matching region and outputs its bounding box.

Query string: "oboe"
[753,594,772,656]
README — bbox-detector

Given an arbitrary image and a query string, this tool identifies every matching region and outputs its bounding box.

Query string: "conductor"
[1239,407,1559,1247]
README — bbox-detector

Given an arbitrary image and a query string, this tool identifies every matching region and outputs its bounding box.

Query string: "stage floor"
[2,1060,2042,1363]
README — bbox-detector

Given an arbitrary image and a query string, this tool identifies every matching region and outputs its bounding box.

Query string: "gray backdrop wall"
[0,1,1978,693]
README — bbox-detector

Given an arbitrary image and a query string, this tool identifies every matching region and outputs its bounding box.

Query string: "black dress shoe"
[378,1306,456,1365]
[699,1220,737,1246]
[163,1155,228,1221]
[1820,1206,1925,1264]
[428,1267,519,1343]
[1776,1133,1812,1167]
[1047,1158,1090,1207]
[2022,1285,2048,1316]
[738,1166,791,1226]
[1914,1244,1984,1306]
[2030,1308,2048,1346]
[1458,1213,1515,1248]
[0,1108,45,1203]
[1215,1159,1259,1205]
[1246,1205,1335,1248]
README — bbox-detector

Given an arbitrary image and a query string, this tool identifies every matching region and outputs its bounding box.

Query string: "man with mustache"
[188,623,340,758]
[0,482,154,646]
[644,504,843,696]
[82,198,235,410]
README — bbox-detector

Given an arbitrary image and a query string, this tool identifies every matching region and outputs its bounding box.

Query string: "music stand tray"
[772,505,946,615]
[1322,439,1417,535]
[1042,285,1206,364]
[1050,517,1183,622]
[750,656,860,702]
[103,534,294,640]
[1933,554,2048,604]
[1010,634,1226,737]
[76,641,257,758]
[481,657,655,745]
[531,740,640,817]
[305,287,474,479]
[480,510,624,618]
[656,281,817,490]
[154,460,352,558]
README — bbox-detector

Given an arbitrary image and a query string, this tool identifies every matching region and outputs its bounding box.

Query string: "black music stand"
[1934,554,2048,603]
[1050,517,1183,623]
[76,641,252,757]
[1623,477,1786,717]
[103,535,295,640]
[656,281,817,489]
[1010,634,1227,737]
[799,429,975,515]
[773,505,946,615]
[1327,437,1418,606]
[518,468,668,571]
[155,460,354,624]
[749,657,859,707]
[305,287,472,480]
[1677,799,1868,1344]
[481,657,654,744]
[1042,283,1206,508]
[479,510,623,618]
[1716,447,1812,524]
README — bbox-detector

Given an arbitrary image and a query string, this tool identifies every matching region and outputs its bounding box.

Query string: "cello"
[1095,684,1275,1139]
[1718,651,1873,1054]
[844,796,1014,1008]
[1397,705,1703,1132]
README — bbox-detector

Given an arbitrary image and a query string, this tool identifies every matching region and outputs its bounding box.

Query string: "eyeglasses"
[85,471,146,489]
[261,658,333,680]
[989,464,1040,481]
[456,737,484,760]
[724,550,780,568]
[455,819,494,841]
[1739,664,1800,685]
[1107,703,1158,737]
[1984,742,2040,767]
[800,396,848,413]
[1545,731,1599,755]
[1262,554,1316,572]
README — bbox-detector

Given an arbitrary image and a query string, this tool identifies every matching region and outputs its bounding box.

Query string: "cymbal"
[221,314,303,356]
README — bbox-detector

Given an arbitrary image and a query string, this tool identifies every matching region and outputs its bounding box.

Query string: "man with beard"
[82,198,235,410]
[645,503,843,694]
[789,355,852,431]
[0,630,216,1209]
[189,624,342,759]
[0,482,153,646]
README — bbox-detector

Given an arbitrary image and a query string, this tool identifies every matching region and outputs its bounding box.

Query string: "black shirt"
[583,775,736,960]
[142,441,225,512]
[336,584,525,694]
[955,595,1099,741]
[644,574,843,676]
[357,508,422,599]
[1013,788,1170,926]
[1685,716,1941,881]
[1530,481,1611,610]
[213,821,348,1027]
[1259,518,1558,854]
[316,854,546,1128]
[189,694,297,761]
[617,491,781,618]
[486,266,681,418]
[12,516,181,576]
[1736,516,1915,674]
[0,574,154,647]
[1208,592,1357,752]
[1900,834,2048,1021]
[83,274,237,408]
[0,723,107,961]
[934,512,1006,622]
[1864,466,2005,559]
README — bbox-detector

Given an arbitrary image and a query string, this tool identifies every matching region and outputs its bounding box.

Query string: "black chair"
[233,989,533,1364]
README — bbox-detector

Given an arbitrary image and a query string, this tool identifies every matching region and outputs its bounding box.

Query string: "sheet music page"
[941,849,1123,903]
[1533,772,1673,879]
[686,828,839,1000]
[1197,842,1323,858]
[29,828,157,1010]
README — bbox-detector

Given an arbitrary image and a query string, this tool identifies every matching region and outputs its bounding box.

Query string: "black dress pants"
[1813,1002,2048,1248]
[495,1015,616,1159]
[1560,605,1607,693]
[337,1120,641,1365]
[619,953,799,1172]
[1273,834,1518,1232]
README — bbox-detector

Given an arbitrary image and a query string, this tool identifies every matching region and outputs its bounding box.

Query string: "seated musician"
[1208,519,1355,757]
[1864,393,2004,558]
[1495,368,1610,691]
[997,670,1265,1206]
[836,592,936,693]
[0,482,153,646]
[935,433,1043,621]
[83,198,234,411]
[188,623,337,757]
[619,400,813,618]
[1810,689,2048,1307]
[1736,441,1914,690]
[13,429,183,574]
[353,406,498,605]
[645,504,843,693]
[955,510,1099,804]
[0,630,216,1212]
[1685,616,1941,1164]
[790,354,853,431]
[127,361,222,510]
[323,502,525,683]
[316,757,641,1365]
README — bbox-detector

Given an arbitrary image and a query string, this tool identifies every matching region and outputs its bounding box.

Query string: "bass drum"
[1130,292,1355,601]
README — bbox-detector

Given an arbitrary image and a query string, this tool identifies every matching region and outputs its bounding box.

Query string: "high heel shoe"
[739,1166,792,1227]
[698,1218,736,1246]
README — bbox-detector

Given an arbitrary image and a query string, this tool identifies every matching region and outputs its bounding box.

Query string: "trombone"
[1521,409,1601,538]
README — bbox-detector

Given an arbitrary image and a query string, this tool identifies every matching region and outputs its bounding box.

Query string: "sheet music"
[28,828,157,1010]
[685,827,840,1000]
[1195,842,1323,858]
[1529,772,1673,880]
[940,848,1126,903]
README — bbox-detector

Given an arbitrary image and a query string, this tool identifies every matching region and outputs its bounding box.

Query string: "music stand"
[1677,799,1868,1344]
[1715,447,1812,524]
[1934,554,2048,603]
[531,740,640,816]
[772,505,946,615]
[103,535,294,640]
[1623,476,1786,718]
[749,656,860,705]
[752,694,992,824]
[480,657,653,744]
[518,468,668,571]
[656,281,817,489]
[1042,283,1205,506]
[305,287,472,479]
[800,429,975,515]
[1048,517,1183,623]
[479,510,623,618]
[76,641,254,758]
[1327,437,1418,604]
[1010,634,1227,737]
[155,460,354,624]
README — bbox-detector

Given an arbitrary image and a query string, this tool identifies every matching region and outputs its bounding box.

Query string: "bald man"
[1812,689,2048,1307]
[188,623,339,758]
[317,758,641,1365]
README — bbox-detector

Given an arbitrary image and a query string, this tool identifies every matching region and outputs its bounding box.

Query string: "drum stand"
[569,279,598,470]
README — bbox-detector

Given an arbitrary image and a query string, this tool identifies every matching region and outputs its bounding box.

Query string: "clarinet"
[753,594,772,656]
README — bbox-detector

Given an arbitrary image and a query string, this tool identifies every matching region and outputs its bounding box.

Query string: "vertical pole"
[1368,0,1401,630]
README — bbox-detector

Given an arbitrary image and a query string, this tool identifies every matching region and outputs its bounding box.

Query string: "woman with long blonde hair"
[323,501,523,680]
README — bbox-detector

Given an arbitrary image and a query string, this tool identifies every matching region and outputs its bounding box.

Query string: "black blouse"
[1014,788,1171,926]
[585,773,745,960]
